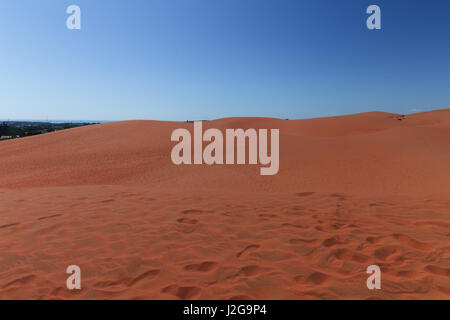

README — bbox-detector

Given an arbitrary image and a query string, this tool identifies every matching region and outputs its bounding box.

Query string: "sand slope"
[1,110,449,196]
[0,110,449,299]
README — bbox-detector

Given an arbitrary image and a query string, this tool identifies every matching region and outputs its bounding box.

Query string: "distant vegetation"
[0,121,96,141]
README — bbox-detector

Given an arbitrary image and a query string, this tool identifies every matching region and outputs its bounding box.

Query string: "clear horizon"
[1,0,450,121]
[1,107,449,123]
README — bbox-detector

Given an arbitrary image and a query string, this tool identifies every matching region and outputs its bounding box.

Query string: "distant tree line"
[0,121,95,140]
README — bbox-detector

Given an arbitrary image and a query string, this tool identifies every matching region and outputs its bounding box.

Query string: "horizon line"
[1,107,449,123]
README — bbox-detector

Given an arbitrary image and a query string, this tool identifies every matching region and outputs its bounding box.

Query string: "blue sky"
[0,0,449,121]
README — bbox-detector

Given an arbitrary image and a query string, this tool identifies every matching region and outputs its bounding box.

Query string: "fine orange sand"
[0,110,449,299]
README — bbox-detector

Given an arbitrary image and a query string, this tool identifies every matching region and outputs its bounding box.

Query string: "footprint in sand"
[306,272,331,285]
[289,238,318,244]
[181,209,203,215]
[295,272,330,285]
[383,278,432,295]
[236,244,260,258]
[322,235,349,247]
[383,267,419,279]
[282,223,309,229]
[94,278,130,288]
[161,285,202,299]
[296,192,315,197]
[315,223,345,232]
[258,213,279,218]
[128,269,160,286]
[373,245,400,261]
[177,218,198,225]
[366,236,384,244]
[184,261,218,272]
[238,265,261,277]
[392,233,433,251]
[424,265,450,277]
[331,248,371,264]
[2,274,36,289]
[330,193,347,200]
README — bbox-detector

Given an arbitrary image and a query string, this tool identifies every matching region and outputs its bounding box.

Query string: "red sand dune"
[0,110,449,299]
